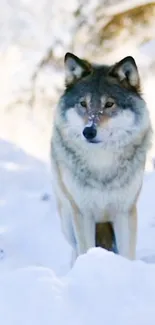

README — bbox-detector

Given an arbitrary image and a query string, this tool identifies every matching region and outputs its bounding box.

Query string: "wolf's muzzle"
[83,125,97,141]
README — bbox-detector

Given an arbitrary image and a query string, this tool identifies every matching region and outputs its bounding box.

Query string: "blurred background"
[0,0,155,168]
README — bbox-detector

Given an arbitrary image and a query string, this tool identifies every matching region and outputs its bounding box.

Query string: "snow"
[0,138,155,325]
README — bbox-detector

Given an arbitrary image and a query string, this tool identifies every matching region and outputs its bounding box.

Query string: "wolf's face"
[57,53,150,150]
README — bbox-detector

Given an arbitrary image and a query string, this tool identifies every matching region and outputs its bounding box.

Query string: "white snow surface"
[0,138,155,325]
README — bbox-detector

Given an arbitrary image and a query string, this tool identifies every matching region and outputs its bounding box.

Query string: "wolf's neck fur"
[52,124,151,190]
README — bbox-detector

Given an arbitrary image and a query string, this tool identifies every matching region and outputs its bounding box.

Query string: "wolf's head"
[56,53,151,150]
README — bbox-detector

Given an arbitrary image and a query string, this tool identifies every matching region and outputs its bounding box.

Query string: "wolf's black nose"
[83,126,97,140]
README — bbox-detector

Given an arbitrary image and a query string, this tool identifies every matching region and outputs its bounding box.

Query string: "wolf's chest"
[60,162,143,223]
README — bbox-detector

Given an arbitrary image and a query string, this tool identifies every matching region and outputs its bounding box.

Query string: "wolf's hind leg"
[96,222,118,253]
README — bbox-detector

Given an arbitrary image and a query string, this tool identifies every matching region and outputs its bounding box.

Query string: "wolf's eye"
[80,100,87,108]
[105,101,114,108]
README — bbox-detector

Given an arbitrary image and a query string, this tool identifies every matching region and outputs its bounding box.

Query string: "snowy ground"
[0,138,155,324]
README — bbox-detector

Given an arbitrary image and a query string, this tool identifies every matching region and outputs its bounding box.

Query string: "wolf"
[51,52,152,265]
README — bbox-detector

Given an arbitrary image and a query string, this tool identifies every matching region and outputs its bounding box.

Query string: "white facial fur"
[64,101,150,151]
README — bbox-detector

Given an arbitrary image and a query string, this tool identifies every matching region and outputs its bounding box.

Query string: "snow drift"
[0,139,155,325]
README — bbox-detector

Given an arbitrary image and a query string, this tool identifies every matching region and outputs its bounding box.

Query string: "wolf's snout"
[83,126,97,141]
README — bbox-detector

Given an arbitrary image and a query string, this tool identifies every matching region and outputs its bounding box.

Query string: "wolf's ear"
[64,52,92,87]
[109,56,140,91]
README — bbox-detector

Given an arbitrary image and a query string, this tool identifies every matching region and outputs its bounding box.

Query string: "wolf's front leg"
[83,214,96,251]
[72,212,96,256]
[113,206,137,260]
[69,214,96,267]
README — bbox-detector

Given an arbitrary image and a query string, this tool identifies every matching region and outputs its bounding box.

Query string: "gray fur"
[51,53,152,263]
[52,125,150,191]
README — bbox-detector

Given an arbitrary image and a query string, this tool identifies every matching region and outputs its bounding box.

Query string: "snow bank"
[0,139,71,275]
[0,249,155,325]
[0,139,155,325]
